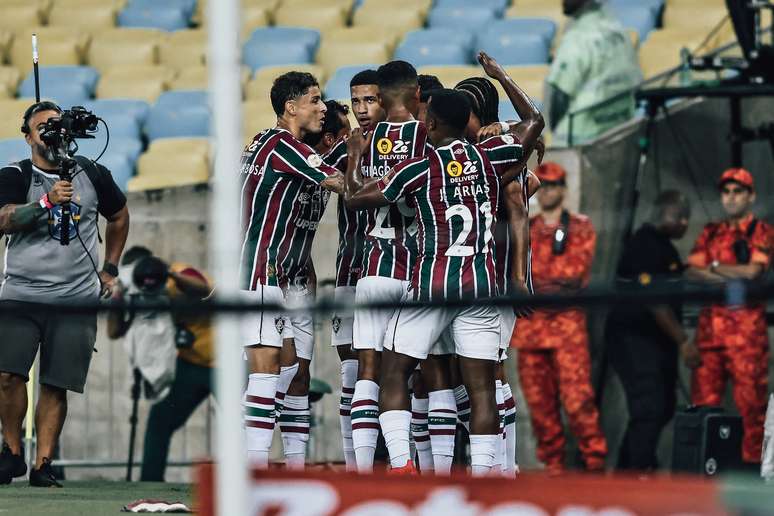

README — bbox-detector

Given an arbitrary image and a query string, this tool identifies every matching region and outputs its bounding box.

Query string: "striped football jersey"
[239,127,339,290]
[324,138,367,287]
[377,135,523,301]
[360,120,430,280]
[494,166,533,295]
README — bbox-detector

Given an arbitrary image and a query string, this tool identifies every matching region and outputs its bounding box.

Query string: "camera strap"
[73,156,103,244]
[17,159,33,196]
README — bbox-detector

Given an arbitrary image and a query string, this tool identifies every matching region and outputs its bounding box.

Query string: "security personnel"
[686,168,772,464]
[511,162,607,473]
[606,190,694,471]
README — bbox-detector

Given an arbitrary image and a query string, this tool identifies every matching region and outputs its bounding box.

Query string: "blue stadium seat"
[401,28,475,55]
[155,90,209,109]
[82,99,150,128]
[126,0,197,20]
[427,6,498,32]
[324,65,379,100]
[608,0,664,17]
[40,84,92,109]
[243,28,321,71]
[476,31,550,65]
[395,40,470,67]
[19,66,100,98]
[489,18,558,45]
[0,138,29,164]
[98,153,135,192]
[608,4,658,42]
[145,104,210,141]
[435,0,510,17]
[118,5,190,31]
[76,135,143,162]
[498,99,544,122]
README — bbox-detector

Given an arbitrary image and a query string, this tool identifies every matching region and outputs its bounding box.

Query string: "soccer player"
[348,60,429,473]
[417,74,443,124]
[345,87,543,475]
[239,72,344,469]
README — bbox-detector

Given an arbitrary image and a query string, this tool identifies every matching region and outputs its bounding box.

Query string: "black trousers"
[607,321,678,471]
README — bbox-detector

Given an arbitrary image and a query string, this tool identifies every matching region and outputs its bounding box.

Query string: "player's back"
[406,139,501,301]
[360,119,429,281]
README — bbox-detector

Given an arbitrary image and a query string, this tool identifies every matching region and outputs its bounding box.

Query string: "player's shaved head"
[270,71,320,116]
[350,69,380,88]
[426,89,471,137]
[418,74,443,103]
[377,61,420,116]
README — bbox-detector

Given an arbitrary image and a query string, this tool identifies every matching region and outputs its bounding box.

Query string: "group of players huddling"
[239,51,544,476]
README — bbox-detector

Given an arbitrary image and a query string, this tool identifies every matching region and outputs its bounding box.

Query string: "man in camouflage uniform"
[511,162,607,472]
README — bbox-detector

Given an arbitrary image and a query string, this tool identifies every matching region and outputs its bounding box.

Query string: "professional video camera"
[39,106,99,156]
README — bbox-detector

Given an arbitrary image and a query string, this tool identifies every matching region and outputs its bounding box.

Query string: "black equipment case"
[672,406,743,475]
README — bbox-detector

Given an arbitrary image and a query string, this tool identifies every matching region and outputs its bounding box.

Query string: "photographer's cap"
[535,162,566,184]
[718,168,754,190]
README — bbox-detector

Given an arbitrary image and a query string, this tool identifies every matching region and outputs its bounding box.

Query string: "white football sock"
[470,434,497,477]
[453,385,470,433]
[275,363,299,414]
[351,379,380,472]
[502,382,519,476]
[493,380,505,474]
[244,373,278,469]
[279,394,310,470]
[379,410,411,468]
[428,389,457,475]
[411,395,433,474]
[339,359,358,471]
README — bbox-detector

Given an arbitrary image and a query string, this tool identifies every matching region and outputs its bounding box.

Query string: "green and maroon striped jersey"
[494,166,532,295]
[377,135,523,301]
[239,127,339,290]
[360,120,430,280]
[324,138,367,287]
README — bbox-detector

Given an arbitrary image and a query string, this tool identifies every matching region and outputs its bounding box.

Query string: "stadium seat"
[98,153,134,191]
[325,27,401,55]
[156,90,209,109]
[88,29,164,71]
[0,5,44,31]
[394,40,470,67]
[130,137,210,191]
[82,98,150,127]
[638,29,706,78]
[499,64,549,102]
[476,31,551,66]
[490,18,558,45]
[246,64,326,101]
[96,75,167,103]
[125,0,197,19]
[273,5,348,33]
[82,108,142,139]
[245,27,320,54]
[145,104,210,141]
[0,67,22,98]
[505,4,566,26]
[416,66,481,91]
[10,28,90,75]
[53,0,126,8]
[427,6,498,32]
[351,5,426,35]
[324,65,379,100]
[118,5,190,31]
[240,5,272,39]
[434,0,509,17]
[243,100,279,142]
[608,4,658,43]
[76,135,143,162]
[663,6,729,32]
[18,66,100,99]
[47,4,117,29]
[402,28,475,56]
[0,138,29,164]
[159,30,206,68]
[34,83,92,108]
[317,41,390,77]
[498,97,545,123]
[243,28,320,71]
[358,0,432,14]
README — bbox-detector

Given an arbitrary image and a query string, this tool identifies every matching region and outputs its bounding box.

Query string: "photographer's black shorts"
[0,301,97,393]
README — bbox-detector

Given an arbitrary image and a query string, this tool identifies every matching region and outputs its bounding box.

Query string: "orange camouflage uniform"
[511,212,608,471]
[687,213,773,462]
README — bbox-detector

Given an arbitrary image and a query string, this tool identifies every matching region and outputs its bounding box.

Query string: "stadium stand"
[247,64,326,101]
[317,40,390,77]
[145,103,210,141]
[435,0,509,17]
[159,30,207,68]
[118,4,191,31]
[427,6,498,32]
[0,67,22,99]
[394,38,469,68]
[324,64,379,100]
[129,137,210,191]
[242,27,319,70]
[88,29,165,70]
[0,138,29,164]
[351,4,426,34]
[18,66,100,98]
[272,4,349,33]
[10,29,83,74]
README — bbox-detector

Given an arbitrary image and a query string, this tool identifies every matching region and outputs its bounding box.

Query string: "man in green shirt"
[546,0,642,146]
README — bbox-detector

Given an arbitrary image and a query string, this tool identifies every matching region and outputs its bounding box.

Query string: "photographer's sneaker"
[0,443,26,484]
[29,458,62,488]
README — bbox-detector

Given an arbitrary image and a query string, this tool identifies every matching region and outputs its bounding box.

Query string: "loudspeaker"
[672,406,743,476]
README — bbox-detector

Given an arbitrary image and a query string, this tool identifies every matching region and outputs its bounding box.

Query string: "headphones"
[552,210,571,255]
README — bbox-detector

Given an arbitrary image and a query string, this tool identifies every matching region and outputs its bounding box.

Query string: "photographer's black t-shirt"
[0,157,127,302]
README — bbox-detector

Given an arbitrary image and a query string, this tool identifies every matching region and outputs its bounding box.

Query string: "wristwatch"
[102,262,119,277]
[709,260,720,273]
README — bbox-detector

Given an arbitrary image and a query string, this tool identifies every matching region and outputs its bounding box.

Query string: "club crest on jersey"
[331,316,341,334]
[501,134,515,145]
[376,138,393,155]
[446,161,463,177]
[307,154,323,168]
[48,202,82,242]
[275,317,285,335]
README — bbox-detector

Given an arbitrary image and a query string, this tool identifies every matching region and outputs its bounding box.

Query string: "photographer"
[0,101,129,487]
[107,246,214,482]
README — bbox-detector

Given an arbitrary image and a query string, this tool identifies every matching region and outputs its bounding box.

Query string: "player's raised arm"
[343,128,388,209]
[478,51,544,182]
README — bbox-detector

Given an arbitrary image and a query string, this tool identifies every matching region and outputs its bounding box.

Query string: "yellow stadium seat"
[47,5,117,29]
[88,29,164,70]
[499,65,549,102]
[639,29,707,78]
[0,29,13,63]
[273,5,348,33]
[351,5,426,34]
[317,42,391,76]
[101,64,177,84]
[0,5,44,31]
[505,4,566,26]
[243,100,278,142]
[10,27,90,74]
[663,6,728,32]
[516,0,561,6]
[360,0,432,15]
[241,5,272,39]
[667,0,727,7]
[324,27,401,55]
[96,76,167,103]
[170,65,251,91]
[417,66,481,90]
[130,138,210,191]
[0,98,36,139]
[53,0,126,8]
[281,0,353,7]
[159,30,207,68]
[247,64,326,101]
[0,67,22,98]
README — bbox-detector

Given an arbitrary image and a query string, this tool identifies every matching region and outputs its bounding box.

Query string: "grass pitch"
[0,480,192,515]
